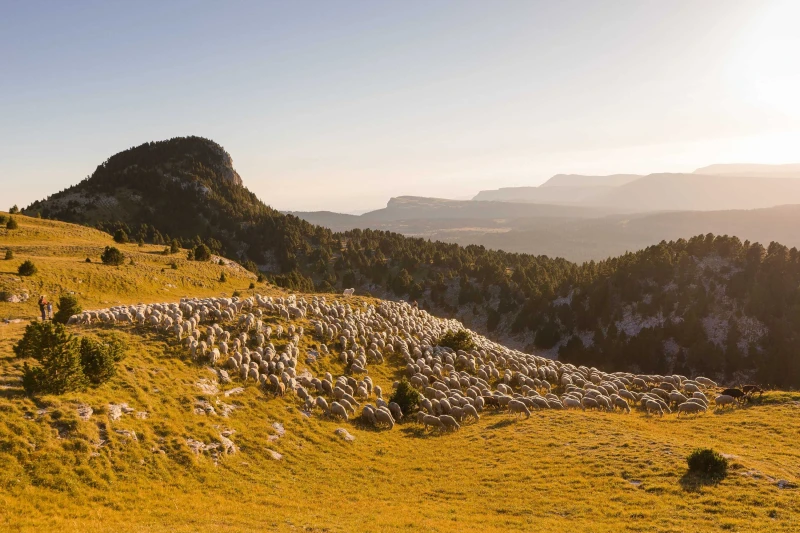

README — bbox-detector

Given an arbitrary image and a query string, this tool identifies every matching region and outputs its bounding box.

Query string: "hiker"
[38,295,48,321]
[47,301,54,320]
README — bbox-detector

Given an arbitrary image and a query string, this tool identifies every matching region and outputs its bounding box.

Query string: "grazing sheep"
[439,415,460,431]
[330,401,349,421]
[374,408,395,429]
[715,394,736,408]
[422,414,444,432]
[612,396,630,413]
[388,402,404,421]
[315,397,329,412]
[461,403,480,422]
[508,399,531,419]
[645,399,664,417]
[678,402,706,415]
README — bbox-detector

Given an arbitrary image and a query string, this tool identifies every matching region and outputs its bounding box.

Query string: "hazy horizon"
[3,0,800,212]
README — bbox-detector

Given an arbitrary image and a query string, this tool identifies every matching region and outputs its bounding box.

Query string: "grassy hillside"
[18,138,800,385]
[1,214,799,532]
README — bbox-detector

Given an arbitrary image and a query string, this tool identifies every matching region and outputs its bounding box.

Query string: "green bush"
[249,282,255,289]
[687,448,728,479]
[113,229,128,243]
[9,205,19,214]
[79,337,117,385]
[389,378,421,417]
[193,244,212,261]
[53,295,81,324]
[15,322,88,395]
[170,239,180,254]
[6,217,19,230]
[4,249,12,260]
[219,272,227,282]
[437,329,475,352]
[18,260,37,276]
[170,261,178,269]
[101,246,124,266]
[0,215,5,224]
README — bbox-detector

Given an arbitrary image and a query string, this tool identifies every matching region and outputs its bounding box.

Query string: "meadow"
[0,214,798,533]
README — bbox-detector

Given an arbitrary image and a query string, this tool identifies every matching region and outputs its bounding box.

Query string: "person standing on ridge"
[38,295,48,321]
[47,300,54,320]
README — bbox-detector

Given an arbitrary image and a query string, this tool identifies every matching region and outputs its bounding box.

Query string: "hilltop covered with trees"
[24,137,800,386]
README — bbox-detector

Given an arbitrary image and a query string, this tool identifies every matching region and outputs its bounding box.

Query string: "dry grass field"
[0,214,798,533]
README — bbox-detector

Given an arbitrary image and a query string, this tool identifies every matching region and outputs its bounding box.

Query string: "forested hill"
[23,137,800,386]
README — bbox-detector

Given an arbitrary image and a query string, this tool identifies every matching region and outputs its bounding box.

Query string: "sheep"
[715,394,736,408]
[611,395,630,413]
[388,402,404,421]
[439,414,460,431]
[343,288,355,296]
[645,399,664,416]
[374,408,395,429]
[315,397,329,412]
[330,401,349,421]
[678,402,707,415]
[422,414,444,432]
[461,403,480,422]
[508,399,531,419]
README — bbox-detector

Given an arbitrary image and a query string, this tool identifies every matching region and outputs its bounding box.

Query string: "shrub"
[101,246,124,266]
[687,448,728,479]
[53,295,81,324]
[15,322,88,395]
[79,337,117,385]
[168,239,179,254]
[218,258,225,266]
[389,378,421,417]
[170,261,178,270]
[191,244,211,261]
[257,273,265,283]
[242,260,259,274]
[437,329,475,352]
[138,238,145,247]
[18,260,37,276]
[219,272,227,282]
[85,257,91,263]
[249,282,255,289]
[113,229,128,243]
[232,290,242,298]
[9,205,19,214]
[4,249,12,260]
[0,215,5,224]
[6,217,19,230]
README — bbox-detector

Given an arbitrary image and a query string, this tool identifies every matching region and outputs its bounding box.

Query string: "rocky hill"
[20,138,800,387]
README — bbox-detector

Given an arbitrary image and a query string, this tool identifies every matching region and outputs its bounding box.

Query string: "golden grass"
[1,214,798,533]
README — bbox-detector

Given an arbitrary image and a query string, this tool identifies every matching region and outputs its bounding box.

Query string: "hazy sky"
[2,0,800,212]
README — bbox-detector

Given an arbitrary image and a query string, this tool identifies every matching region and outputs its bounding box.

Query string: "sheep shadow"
[679,471,726,493]
[399,425,445,439]
[486,418,516,430]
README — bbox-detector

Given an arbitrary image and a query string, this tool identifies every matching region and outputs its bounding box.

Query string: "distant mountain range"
[290,164,800,262]
[473,168,800,211]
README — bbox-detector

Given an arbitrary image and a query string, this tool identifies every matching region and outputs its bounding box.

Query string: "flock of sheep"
[69,291,744,434]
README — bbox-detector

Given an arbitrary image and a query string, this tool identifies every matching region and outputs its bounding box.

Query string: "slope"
[18,138,800,387]
[0,216,798,533]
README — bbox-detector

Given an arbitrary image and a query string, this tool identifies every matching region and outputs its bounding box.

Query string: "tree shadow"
[679,471,726,492]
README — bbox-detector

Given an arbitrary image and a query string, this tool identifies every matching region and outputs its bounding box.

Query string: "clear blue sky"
[2,0,799,212]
